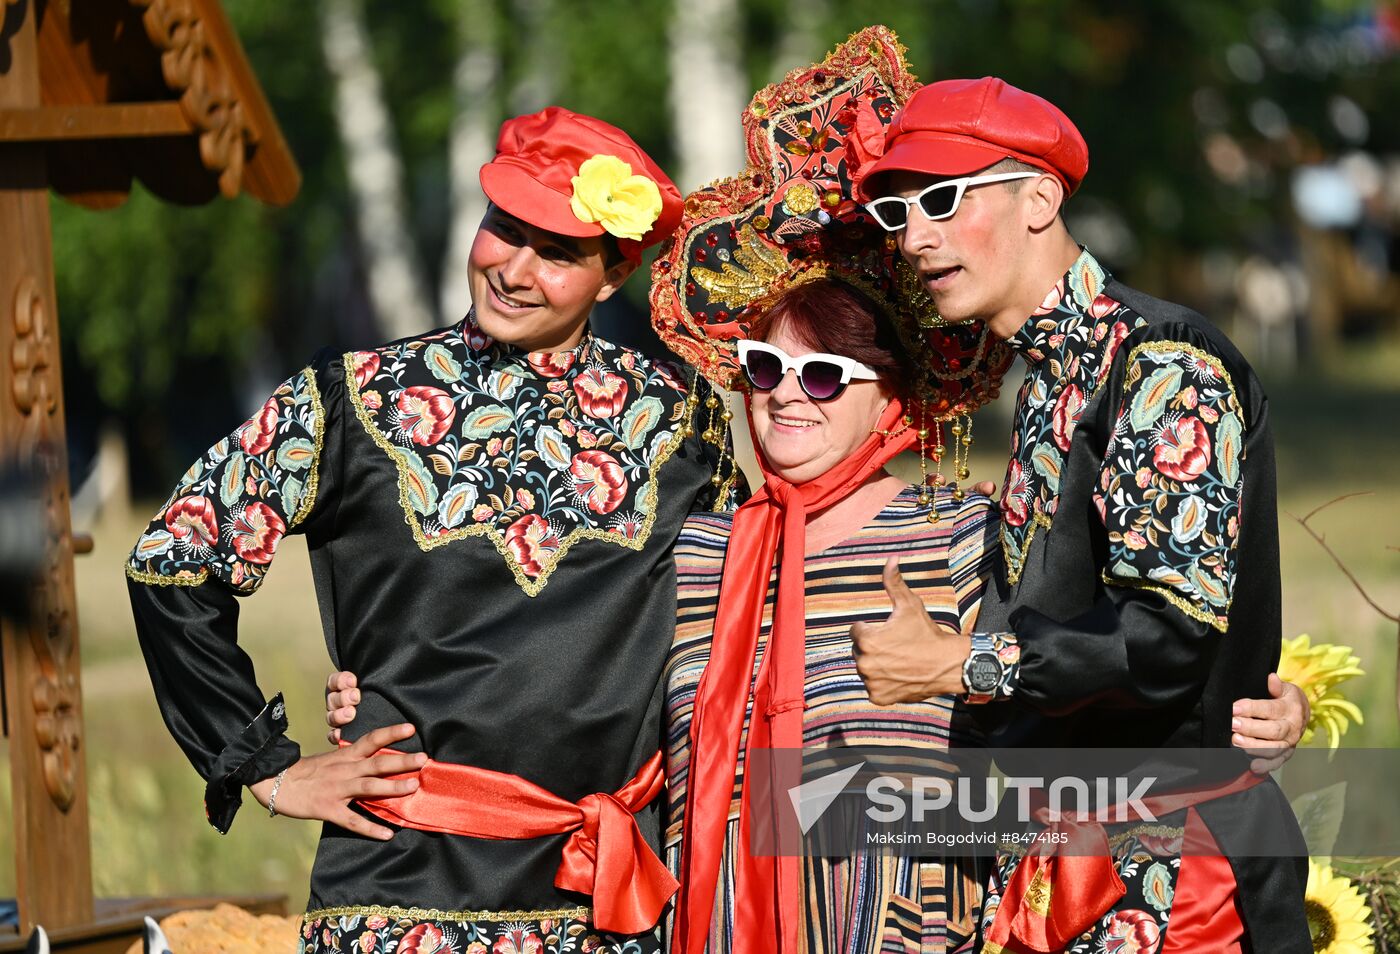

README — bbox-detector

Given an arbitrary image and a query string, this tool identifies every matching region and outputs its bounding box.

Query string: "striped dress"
[665,486,999,954]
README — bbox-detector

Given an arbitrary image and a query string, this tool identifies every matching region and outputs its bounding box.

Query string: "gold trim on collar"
[1002,511,1053,586]
[345,353,699,597]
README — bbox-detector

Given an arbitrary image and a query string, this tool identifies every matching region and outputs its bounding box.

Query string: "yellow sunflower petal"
[1279,634,1367,750]
[1305,861,1375,954]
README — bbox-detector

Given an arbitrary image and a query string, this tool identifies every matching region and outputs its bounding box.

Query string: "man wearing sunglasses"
[847,78,1310,951]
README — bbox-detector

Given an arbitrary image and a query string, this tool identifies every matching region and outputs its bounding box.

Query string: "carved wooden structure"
[0,0,298,948]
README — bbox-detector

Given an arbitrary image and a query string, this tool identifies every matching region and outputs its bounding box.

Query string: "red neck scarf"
[673,398,916,954]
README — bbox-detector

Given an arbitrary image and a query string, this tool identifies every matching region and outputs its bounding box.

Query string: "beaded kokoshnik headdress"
[649,25,1014,508]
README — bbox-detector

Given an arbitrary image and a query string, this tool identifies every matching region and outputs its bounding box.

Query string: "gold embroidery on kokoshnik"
[690,223,788,310]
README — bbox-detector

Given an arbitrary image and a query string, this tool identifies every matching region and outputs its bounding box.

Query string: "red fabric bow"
[353,746,676,935]
[672,399,916,954]
[984,771,1262,953]
[987,818,1127,952]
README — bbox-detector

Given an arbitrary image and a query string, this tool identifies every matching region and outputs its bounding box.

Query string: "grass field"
[2,339,1397,913]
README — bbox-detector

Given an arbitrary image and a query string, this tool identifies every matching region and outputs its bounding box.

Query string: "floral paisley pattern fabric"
[348,313,694,595]
[999,250,1147,585]
[299,908,658,954]
[968,252,1307,945]
[1096,342,1244,631]
[980,823,1186,954]
[126,368,323,592]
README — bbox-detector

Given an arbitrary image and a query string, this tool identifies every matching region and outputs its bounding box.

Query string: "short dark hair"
[981,156,1049,193]
[750,277,915,401]
[601,234,626,269]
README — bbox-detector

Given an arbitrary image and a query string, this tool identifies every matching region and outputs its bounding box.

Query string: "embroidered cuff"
[971,631,1021,702]
[203,693,301,834]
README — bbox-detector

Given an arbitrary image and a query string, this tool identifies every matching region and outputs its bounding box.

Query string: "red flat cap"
[855,77,1088,201]
[480,106,683,263]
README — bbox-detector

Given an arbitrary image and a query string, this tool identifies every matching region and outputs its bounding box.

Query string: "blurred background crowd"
[2,0,1397,916]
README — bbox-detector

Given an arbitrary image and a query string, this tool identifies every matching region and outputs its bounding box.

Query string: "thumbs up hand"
[850,556,973,706]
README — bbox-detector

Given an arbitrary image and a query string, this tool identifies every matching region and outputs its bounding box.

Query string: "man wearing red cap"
[849,78,1310,951]
[126,107,735,952]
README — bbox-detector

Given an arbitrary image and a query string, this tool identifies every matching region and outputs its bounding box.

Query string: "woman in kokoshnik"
[323,26,1308,954]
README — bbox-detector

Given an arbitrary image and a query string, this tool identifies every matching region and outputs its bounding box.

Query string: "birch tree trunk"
[438,0,502,323]
[667,0,748,191]
[439,0,563,323]
[321,0,435,340]
[508,0,560,116]
[769,0,832,82]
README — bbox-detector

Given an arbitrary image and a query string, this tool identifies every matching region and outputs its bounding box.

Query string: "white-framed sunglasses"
[737,340,879,401]
[863,171,1042,231]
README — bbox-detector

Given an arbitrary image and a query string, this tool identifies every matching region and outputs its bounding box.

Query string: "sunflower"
[1306,860,1375,953]
[1277,634,1365,750]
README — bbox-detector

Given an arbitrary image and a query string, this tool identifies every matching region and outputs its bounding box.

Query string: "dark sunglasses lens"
[800,361,845,400]
[743,350,784,390]
[917,183,959,220]
[869,199,908,230]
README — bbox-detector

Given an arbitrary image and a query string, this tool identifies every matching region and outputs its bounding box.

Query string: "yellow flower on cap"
[570,154,663,242]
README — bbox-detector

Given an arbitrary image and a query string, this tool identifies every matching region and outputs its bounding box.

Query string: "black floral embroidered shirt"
[970,249,1308,947]
[973,249,1268,707]
[126,314,738,925]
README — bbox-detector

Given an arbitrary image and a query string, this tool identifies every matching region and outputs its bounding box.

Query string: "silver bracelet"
[266,768,289,818]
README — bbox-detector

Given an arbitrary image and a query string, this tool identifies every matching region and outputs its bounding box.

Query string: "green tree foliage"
[53,192,273,412]
[53,0,346,482]
[49,0,1399,486]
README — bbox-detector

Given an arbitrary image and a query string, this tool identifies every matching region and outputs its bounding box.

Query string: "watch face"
[967,654,1003,693]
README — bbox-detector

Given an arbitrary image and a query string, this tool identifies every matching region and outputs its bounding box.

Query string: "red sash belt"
[352,747,677,935]
[984,770,1261,954]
